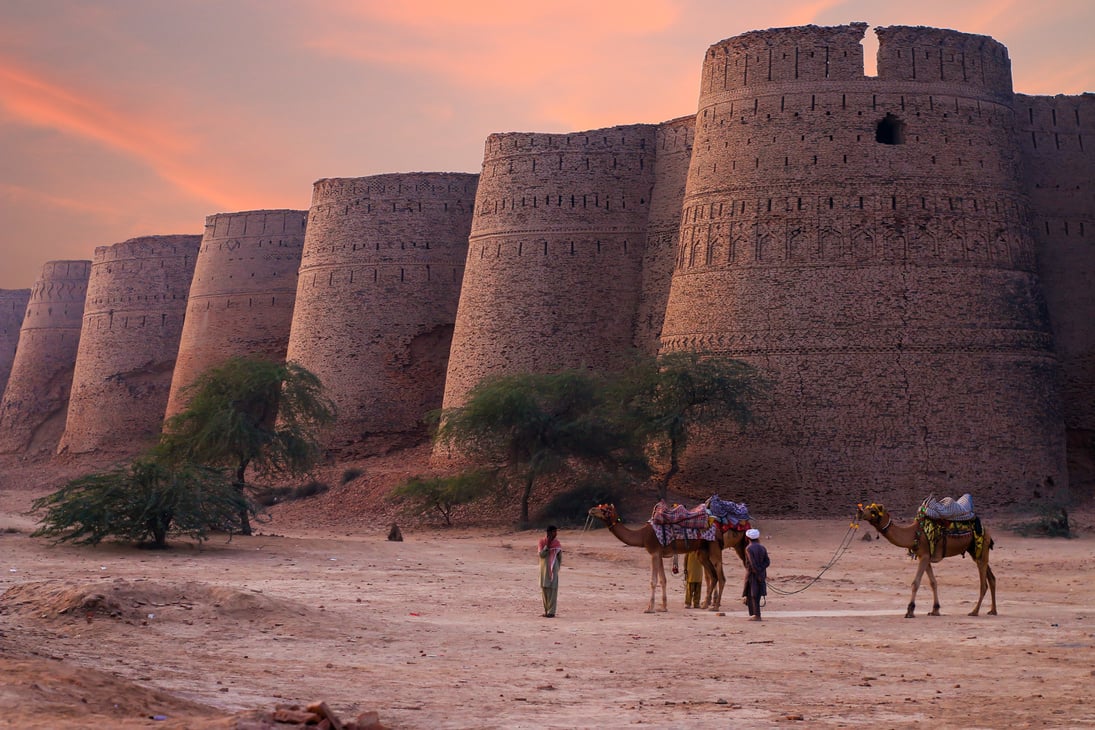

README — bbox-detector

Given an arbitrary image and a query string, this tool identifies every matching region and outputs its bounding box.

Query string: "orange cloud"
[0,58,265,211]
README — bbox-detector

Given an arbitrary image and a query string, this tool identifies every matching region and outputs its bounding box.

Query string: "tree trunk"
[657,436,682,501]
[236,460,252,536]
[519,471,535,528]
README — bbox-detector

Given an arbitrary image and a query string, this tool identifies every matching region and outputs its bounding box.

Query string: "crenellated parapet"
[0,260,91,454]
[0,289,31,403]
[164,210,306,419]
[287,173,477,453]
[59,235,200,455]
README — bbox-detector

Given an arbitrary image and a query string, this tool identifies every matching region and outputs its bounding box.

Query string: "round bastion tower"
[661,24,1067,513]
[286,173,477,453]
[58,235,200,455]
[442,124,658,411]
[0,289,31,402]
[0,260,91,454]
[164,210,306,420]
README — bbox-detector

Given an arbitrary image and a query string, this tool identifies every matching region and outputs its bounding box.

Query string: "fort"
[0,23,1090,514]
[59,235,201,454]
[0,260,91,454]
[0,289,30,403]
[164,211,306,420]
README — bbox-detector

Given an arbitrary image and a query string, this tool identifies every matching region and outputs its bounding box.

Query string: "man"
[743,527,769,621]
[538,525,563,618]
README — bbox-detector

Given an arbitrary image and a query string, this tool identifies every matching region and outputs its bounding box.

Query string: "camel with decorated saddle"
[856,494,996,618]
[588,497,750,613]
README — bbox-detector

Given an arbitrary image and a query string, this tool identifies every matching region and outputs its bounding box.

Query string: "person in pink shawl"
[538,526,563,617]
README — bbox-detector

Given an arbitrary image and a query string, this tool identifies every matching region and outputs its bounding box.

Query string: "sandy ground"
[1,459,1094,729]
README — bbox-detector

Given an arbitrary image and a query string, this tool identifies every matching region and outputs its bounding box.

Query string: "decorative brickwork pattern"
[286,173,476,453]
[661,24,1068,514]
[0,289,31,402]
[57,236,200,454]
[164,210,306,420]
[0,261,91,454]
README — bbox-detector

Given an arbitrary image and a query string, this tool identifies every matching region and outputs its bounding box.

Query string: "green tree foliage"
[391,471,494,526]
[158,357,336,534]
[433,369,642,526]
[30,458,247,549]
[617,351,764,500]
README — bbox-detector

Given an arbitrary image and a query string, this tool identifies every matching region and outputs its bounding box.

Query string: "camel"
[588,504,726,613]
[856,502,996,618]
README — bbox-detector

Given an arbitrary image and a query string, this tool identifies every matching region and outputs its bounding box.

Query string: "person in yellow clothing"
[538,526,563,618]
[683,550,703,609]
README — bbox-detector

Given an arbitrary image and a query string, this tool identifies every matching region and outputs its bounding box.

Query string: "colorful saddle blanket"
[649,500,716,544]
[916,493,986,560]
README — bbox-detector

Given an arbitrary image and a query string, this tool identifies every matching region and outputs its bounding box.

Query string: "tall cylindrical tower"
[441,125,657,410]
[286,173,477,453]
[164,210,306,420]
[58,235,200,454]
[0,289,31,402]
[660,24,1066,513]
[0,260,91,454]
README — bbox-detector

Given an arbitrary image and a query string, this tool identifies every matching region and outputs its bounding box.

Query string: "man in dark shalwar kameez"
[743,528,769,621]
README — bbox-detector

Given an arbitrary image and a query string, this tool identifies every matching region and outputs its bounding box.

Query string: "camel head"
[856,502,889,528]
[589,503,620,526]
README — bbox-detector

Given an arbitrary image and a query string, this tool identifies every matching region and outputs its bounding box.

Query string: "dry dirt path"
[2,491,1093,729]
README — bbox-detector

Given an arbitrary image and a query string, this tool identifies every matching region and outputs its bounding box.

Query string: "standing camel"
[588,504,725,613]
[856,502,996,618]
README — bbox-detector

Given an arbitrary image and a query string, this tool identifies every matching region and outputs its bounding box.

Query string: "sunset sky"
[1,0,1092,288]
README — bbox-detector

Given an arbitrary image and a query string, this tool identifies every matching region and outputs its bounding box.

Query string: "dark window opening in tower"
[876,114,906,145]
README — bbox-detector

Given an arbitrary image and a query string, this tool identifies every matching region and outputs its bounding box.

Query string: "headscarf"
[538,532,563,581]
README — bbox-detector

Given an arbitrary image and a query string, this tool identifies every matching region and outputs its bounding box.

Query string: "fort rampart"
[164,210,306,420]
[58,235,200,454]
[442,125,658,410]
[660,24,1066,513]
[0,289,31,402]
[1016,92,1095,487]
[286,173,477,453]
[0,261,90,454]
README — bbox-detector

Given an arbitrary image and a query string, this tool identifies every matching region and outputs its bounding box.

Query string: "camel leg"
[906,558,930,618]
[646,556,658,613]
[924,562,941,616]
[706,543,724,611]
[698,552,715,609]
[657,556,669,612]
[971,560,997,616]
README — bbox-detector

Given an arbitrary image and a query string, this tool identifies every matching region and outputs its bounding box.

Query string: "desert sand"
[1,454,1093,729]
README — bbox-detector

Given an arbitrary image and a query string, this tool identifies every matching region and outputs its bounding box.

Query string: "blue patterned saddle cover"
[920,493,976,522]
[705,495,751,528]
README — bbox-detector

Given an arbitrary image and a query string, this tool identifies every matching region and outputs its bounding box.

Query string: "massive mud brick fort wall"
[0,289,31,403]
[58,236,201,454]
[164,210,306,419]
[286,174,476,453]
[0,23,1090,515]
[0,261,91,454]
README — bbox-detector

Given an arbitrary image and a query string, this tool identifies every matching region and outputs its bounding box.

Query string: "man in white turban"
[743,528,769,620]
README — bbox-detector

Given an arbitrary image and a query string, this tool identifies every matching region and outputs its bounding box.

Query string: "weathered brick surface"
[58,235,200,454]
[442,125,658,410]
[286,173,476,452]
[0,261,90,454]
[660,24,1068,513]
[164,210,306,419]
[1016,92,1095,490]
[0,289,31,402]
